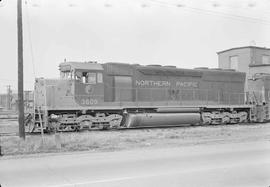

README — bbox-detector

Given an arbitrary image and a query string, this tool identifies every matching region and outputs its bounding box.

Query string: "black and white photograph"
[0,0,270,186]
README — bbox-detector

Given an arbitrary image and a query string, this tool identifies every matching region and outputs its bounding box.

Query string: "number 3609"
[81,99,98,105]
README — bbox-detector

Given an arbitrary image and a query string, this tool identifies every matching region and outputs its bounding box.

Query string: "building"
[217,46,270,78]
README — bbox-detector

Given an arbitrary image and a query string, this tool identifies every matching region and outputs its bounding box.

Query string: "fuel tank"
[125,113,201,127]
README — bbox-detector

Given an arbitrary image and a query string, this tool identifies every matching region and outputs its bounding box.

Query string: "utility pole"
[17,0,25,139]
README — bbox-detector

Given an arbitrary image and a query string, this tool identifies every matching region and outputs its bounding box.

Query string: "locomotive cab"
[59,61,104,107]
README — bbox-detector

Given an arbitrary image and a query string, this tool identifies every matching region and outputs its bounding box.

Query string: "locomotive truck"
[25,61,270,132]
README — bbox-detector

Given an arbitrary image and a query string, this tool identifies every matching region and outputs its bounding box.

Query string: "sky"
[0,0,270,93]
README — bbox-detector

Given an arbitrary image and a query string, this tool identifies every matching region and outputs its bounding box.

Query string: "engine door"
[114,76,133,101]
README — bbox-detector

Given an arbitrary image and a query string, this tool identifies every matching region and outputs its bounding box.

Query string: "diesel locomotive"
[26,61,270,132]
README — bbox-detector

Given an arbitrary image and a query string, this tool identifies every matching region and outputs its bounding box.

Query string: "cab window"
[60,71,73,79]
[81,72,96,84]
[75,71,82,81]
[87,73,96,84]
[97,73,103,83]
[75,71,102,84]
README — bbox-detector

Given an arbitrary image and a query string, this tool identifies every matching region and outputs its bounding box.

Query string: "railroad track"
[0,132,39,137]
[0,132,18,137]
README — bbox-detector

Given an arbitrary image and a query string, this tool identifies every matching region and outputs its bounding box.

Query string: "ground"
[1,120,270,187]
[0,119,270,155]
[0,139,269,187]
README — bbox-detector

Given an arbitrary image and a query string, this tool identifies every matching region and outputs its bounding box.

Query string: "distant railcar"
[27,62,269,132]
[246,74,270,122]
[247,74,270,104]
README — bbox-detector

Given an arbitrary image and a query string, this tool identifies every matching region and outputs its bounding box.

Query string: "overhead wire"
[147,0,270,26]
[25,0,37,78]
[216,1,270,16]
[11,0,270,26]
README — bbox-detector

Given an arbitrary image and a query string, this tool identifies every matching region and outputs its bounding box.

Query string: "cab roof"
[59,62,103,72]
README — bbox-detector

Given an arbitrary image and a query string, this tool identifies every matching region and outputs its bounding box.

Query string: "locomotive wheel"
[222,115,230,124]
[57,124,66,132]
[50,121,60,132]
[202,112,212,125]
[108,114,123,128]
[79,120,92,130]
[109,119,121,128]
[99,124,110,130]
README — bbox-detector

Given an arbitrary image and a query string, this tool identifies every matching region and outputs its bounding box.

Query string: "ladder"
[35,107,45,135]
[263,104,270,121]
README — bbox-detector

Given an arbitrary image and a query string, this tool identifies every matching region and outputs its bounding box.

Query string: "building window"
[262,55,270,64]
[230,56,238,70]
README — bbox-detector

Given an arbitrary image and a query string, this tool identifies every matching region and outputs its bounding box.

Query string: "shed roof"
[217,46,270,54]
[59,62,103,72]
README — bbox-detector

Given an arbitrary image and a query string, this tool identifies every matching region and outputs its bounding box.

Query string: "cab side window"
[80,72,96,84]
[75,71,101,84]
[97,73,103,83]
[75,71,82,81]
[87,73,96,84]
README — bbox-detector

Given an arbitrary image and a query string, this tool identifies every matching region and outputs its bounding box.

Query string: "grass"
[0,123,270,156]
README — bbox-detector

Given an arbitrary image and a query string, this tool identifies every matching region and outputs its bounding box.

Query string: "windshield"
[60,71,73,79]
